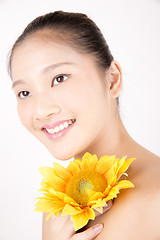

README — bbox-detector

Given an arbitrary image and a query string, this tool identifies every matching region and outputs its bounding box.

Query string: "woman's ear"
[107,61,122,98]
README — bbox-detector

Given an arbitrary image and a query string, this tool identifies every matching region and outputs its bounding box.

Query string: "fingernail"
[93,224,103,234]
[104,205,111,210]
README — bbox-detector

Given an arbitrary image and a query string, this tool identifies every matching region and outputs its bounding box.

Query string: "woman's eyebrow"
[12,80,24,89]
[41,61,76,73]
[12,62,76,89]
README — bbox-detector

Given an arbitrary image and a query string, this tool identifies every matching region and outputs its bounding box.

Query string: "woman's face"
[11,34,115,160]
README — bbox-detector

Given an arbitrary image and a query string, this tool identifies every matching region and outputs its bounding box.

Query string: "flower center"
[65,170,107,206]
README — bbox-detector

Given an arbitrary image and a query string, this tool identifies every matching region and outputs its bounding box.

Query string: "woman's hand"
[42,200,112,240]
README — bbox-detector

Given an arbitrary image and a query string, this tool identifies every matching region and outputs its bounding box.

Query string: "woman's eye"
[18,91,31,99]
[51,74,70,87]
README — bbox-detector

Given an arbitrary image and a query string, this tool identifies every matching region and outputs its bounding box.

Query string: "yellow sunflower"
[35,152,135,231]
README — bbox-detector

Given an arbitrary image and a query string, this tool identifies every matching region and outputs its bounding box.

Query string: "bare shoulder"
[89,147,160,239]
[136,147,160,187]
[127,143,160,187]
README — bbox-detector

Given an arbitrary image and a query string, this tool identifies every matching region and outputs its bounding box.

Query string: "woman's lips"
[42,119,76,140]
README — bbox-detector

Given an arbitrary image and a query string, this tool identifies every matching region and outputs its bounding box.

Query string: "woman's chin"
[49,148,75,161]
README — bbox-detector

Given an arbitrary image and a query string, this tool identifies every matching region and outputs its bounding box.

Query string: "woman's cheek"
[17,103,32,131]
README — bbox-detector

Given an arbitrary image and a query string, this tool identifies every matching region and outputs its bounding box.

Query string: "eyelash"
[18,91,31,99]
[51,74,71,87]
[17,74,71,99]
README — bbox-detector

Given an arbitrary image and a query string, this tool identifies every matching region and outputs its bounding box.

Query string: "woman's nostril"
[34,104,61,121]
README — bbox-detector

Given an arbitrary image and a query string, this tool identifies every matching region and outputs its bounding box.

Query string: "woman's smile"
[42,119,76,139]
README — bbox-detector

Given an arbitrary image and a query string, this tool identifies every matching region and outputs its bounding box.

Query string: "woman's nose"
[33,97,61,121]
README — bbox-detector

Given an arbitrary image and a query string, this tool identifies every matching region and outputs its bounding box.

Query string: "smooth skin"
[11,31,160,239]
[42,202,112,240]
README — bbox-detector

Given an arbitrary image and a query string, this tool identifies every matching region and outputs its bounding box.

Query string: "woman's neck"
[75,115,137,160]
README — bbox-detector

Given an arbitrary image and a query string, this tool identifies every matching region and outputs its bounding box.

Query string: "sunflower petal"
[86,207,95,220]
[90,198,107,209]
[67,161,81,176]
[51,190,68,200]
[81,152,98,171]
[35,201,54,212]
[72,208,95,231]
[82,152,93,160]
[41,179,66,192]
[53,162,72,180]
[64,195,80,207]
[115,180,135,190]
[35,198,65,213]
[115,156,127,174]
[105,187,120,202]
[81,152,93,170]
[85,188,96,199]
[73,159,82,168]
[45,176,66,191]
[39,167,55,178]
[88,154,98,171]
[105,180,134,202]
[118,156,127,166]
[62,204,83,216]
[103,185,111,196]
[72,213,88,231]
[117,158,135,180]
[104,161,117,185]
[88,192,104,203]
[95,155,116,174]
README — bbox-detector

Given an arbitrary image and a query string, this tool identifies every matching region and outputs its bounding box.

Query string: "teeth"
[45,119,75,134]
[64,122,69,128]
[59,124,65,130]
[47,128,55,134]
[54,126,59,133]
[68,120,72,125]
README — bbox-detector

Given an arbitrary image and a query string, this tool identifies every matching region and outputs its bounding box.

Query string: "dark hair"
[9,11,118,103]
[9,11,114,72]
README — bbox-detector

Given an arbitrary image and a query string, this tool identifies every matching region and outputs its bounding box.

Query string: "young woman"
[9,11,160,239]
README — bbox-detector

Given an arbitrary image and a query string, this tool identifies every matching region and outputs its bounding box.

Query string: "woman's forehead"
[11,37,102,80]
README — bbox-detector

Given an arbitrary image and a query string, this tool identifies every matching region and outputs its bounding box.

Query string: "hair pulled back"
[9,10,114,74]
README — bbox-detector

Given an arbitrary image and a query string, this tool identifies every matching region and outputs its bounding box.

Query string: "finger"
[94,200,113,217]
[43,213,75,240]
[58,216,75,239]
[70,224,103,240]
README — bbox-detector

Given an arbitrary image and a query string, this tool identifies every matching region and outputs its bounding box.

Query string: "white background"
[0,0,160,239]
